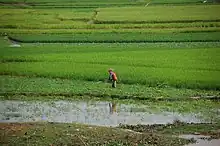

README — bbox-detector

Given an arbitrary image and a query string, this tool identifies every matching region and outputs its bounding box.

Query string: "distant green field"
[0,0,213,6]
[1,4,220,33]
[96,5,220,23]
[0,0,218,9]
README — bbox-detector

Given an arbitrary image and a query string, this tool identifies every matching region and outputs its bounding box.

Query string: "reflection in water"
[0,100,206,126]
[109,102,117,114]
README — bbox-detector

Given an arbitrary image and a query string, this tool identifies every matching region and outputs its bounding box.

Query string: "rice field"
[1,4,220,31]
[95,5,220,23]
[0,0,220,145]
[0,0,219,97]
[1,38,220,90]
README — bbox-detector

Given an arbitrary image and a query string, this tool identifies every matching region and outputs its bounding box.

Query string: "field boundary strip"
[1,92,219,102]
[7,36,220,43]
[1,59,220,72]
[94,19,220,24]
[0,1,218,8]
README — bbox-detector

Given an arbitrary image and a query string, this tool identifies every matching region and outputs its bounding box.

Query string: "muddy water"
[180,135,220,146]
[0,100,203,126]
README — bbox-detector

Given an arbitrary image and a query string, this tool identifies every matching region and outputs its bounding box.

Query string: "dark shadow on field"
[7,35,220,43]
[1,92,220,102]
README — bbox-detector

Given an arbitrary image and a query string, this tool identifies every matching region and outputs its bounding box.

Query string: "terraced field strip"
[2,28,220,35]
[96,5,220,23]
[0,0,208,8]
[0,8,93,29]
[1,62,220,90]
[7,32,220,43]
[96,5,220,24]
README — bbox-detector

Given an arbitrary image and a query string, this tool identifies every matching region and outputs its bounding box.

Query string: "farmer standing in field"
[108,68,118,88]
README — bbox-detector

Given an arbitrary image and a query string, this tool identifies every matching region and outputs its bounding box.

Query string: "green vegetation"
[96,5,220,23]
[0,0,219,97]
[0,4,220,32]
[1,37,220,90]
[1,75,219,100]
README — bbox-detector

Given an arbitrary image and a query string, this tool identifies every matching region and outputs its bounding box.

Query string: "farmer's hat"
[108,68,113,72]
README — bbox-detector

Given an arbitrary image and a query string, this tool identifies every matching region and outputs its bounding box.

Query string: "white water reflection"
[0,100,204,126]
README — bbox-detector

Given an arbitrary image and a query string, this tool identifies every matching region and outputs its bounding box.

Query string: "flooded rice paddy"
[0,100,208,126]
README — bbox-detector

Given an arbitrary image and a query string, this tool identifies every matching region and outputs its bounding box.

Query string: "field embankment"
[0,122,202,146]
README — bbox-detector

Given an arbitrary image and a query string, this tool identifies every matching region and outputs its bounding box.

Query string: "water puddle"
[180,134,220,146]
[0,100,204,126]
[9,44,21,47]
